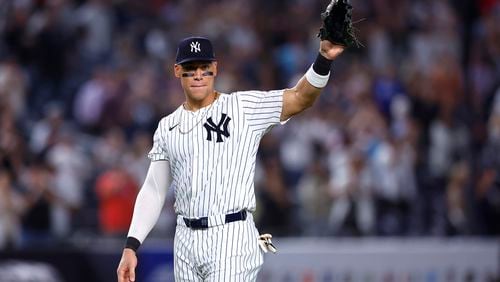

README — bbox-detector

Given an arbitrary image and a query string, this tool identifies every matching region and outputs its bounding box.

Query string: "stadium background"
[0,0,498,281]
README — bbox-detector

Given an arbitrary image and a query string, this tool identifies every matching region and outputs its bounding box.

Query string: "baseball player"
[117,1,358,281]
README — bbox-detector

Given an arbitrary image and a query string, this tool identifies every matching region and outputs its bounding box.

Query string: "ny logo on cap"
[190,41,201,53]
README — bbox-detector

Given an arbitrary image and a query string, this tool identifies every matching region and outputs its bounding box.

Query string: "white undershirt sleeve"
[127,160,171,243]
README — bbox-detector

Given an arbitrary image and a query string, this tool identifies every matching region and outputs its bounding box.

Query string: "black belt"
[183,210,247,230]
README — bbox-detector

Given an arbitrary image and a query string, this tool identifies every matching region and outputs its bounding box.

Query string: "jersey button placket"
[191,125,200,212]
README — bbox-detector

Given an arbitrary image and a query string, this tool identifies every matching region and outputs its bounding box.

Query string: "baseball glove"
[318,0,362,48]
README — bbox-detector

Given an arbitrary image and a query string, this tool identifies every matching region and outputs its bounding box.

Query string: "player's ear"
[212,61,218,77]
[174,64,182,78]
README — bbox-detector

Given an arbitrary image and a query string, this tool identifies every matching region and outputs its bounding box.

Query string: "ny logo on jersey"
[190,41,201,53]
[204,113,231,142]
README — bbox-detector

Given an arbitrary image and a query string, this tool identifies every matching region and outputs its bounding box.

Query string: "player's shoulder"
[233,90,266,96]
[230,89,284,103]
[156,106,183,128]
[223,90,261,102]
[216,91,238,104]
[216,90,280,100]
[217,91,254,105]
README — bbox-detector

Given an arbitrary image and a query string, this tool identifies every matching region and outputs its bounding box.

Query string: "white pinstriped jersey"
[148,90,285,219]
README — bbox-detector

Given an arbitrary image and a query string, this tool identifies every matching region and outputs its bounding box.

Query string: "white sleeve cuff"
[305,64,330,88]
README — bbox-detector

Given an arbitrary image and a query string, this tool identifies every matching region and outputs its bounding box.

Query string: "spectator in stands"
[94,165,138,236]
[445,160,470,235]
[21,161,56,246]
[474,88,500,235]
[327,134,375,236]
[74,0,114,63]
[29,103,65,155]
[256,140,294,236]
[92,127,127,170]
[0,105,25,177]
[122,131,151,185]
[0,169,25,249]
[0,58,27,119]
[296,142,331,236]
[73,67,115,132]
[46,127,91,238]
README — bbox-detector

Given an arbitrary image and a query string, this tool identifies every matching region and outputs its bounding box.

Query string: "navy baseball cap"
[175,36,216,65]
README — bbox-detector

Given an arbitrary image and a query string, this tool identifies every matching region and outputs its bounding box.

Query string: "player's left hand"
[318,0,362,49]
[319,40,345,61]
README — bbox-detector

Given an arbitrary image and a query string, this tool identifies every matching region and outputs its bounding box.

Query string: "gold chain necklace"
[178,92,219,135]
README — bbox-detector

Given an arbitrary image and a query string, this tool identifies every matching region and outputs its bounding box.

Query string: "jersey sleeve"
[148,118,169,161]
[237,89,287,132]
[127,160,171,243]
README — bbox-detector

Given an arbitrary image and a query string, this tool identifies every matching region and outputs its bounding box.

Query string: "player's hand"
[258,233,277,254]
[117,248,138,282]
[319,40,345,61]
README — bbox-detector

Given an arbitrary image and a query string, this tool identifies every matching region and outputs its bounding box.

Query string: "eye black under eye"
[181,71,214,77]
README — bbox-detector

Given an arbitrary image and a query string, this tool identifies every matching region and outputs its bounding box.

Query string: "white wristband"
[305,64,330,88]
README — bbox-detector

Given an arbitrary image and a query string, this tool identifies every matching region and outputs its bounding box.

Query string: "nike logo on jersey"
[169,124,179,131]
[204,113,231,142]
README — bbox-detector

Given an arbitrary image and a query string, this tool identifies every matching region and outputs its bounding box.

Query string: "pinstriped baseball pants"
[174,214,263,281]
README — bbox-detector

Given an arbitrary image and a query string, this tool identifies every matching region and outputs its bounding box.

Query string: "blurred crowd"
[0,0,499,250]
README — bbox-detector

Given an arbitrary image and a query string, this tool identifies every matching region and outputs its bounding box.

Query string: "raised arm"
[281,0,360,121]
[281,40,344,121]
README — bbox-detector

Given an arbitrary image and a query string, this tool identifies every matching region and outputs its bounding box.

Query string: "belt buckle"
[200,217,208,228]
